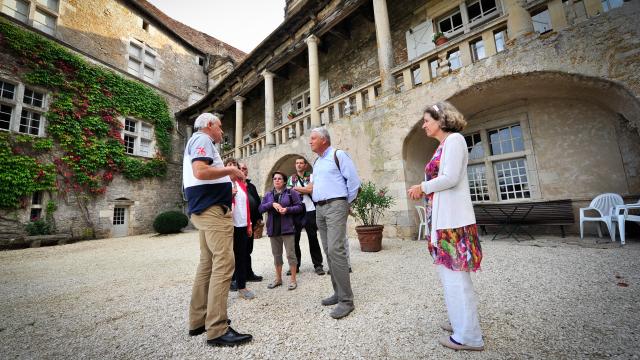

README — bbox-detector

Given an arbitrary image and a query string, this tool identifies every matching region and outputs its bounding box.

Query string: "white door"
[112,206,129,237]
[406,20,435,61]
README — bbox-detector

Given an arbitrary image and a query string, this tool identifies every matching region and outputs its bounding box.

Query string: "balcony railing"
[272,113,310,145]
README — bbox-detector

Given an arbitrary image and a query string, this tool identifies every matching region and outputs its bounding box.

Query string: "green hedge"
[153,211,189,234]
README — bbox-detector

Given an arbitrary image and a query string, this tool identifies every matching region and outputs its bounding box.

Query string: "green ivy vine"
[0,19,173,209]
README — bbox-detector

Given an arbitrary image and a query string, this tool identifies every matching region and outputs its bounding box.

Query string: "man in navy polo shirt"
[183,113,252,347]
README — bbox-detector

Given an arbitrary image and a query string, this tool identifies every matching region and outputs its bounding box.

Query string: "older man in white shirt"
[309,127,361,319]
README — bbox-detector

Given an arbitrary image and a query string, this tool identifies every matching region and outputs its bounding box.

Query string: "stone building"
[0,0,244,244]
[178,0,640,239]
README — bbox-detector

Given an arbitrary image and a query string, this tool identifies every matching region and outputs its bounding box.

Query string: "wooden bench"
[473,199,575,240]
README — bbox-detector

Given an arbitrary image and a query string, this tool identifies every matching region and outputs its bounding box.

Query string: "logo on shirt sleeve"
[196,146,207,157]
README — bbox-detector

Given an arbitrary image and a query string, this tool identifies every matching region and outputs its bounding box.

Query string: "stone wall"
[318,13,379,98]
[58,0,207,113]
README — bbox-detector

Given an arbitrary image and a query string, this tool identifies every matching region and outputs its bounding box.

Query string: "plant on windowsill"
[287,111,297,121]
[432,32,448,46]
[350,181,395,252]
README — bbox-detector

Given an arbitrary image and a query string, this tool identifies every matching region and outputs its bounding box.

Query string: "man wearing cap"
[309,127,361,319]
[183,113,252,346]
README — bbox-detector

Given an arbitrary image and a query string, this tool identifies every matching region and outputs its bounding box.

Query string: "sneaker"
[238,288,255,300]
[230,280,238,292]
[314,267,325,275]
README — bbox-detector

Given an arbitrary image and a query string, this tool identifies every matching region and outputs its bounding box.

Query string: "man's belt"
[316,197,347,206]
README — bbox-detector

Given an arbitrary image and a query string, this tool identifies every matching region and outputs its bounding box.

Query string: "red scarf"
[232,180,252,230]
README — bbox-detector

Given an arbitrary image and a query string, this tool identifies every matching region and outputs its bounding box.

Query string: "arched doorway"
[263,153,314,193]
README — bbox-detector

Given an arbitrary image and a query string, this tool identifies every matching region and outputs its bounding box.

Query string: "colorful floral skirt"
[427,224,482,272]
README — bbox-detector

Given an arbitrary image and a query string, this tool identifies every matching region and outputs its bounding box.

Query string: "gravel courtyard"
[1,232,639,359]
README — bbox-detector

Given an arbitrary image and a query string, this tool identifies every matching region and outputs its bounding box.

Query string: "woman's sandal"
[287,282,297,290]
[267,281,282,289]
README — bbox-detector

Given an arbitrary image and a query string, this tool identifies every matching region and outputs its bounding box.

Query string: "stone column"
[233,96,245,158]
[306,35,321,128]
[505,0,534,39]
[261,70,275,146]
[372,0,394,95]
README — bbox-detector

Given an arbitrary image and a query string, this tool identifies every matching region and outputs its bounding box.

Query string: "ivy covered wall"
[0,18,183,240]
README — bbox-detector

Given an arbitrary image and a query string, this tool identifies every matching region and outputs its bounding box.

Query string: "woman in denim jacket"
[259,171,304,290]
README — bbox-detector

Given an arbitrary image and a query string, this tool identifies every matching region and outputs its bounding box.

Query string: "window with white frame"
[531,7,552,34]
[122,118,154,157]
[30,191,43,220]
[448,49,462,70]
[493,28,507,53]
[464,121,533,202]
[470,38,486,62]
[0,79,46,136]
[429,57,439,79]
[436,1,501,40]
[467,0,498,23]
[601,0,623,11]
[113,207,125,225]
[0,80,17,131]
[436,8,463,37]
[127,40,158,83]
[2,0,59,35]
[291,90,311,114]
[2,0,29,22]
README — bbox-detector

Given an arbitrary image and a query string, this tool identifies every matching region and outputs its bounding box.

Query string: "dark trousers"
[232,226,250,290]
[294,210,324,269]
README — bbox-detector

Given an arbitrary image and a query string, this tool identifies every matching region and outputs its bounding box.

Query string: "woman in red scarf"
[225,158,255,300]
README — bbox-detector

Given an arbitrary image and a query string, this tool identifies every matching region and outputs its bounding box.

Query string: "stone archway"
[401,71,640,236]
[262,153,313,193]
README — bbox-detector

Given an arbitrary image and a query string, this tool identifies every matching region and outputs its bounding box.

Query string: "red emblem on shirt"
[196,146,207,156]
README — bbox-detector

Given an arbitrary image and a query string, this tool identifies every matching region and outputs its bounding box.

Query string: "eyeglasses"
[273,178,284,181]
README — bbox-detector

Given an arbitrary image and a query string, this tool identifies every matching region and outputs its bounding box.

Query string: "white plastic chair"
[415,205,427,241]
[614,200,640,245]
[579,193,623,240]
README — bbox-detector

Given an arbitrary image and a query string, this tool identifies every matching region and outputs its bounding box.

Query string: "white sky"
[146,0,286,53]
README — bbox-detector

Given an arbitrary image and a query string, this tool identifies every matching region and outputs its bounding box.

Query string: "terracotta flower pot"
[355,225,384,252]
[435,37,448,46]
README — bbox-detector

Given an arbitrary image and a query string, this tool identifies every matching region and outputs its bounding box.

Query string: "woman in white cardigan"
[408,101,484,351]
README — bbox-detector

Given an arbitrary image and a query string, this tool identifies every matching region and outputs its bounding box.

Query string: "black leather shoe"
[246,274,263,282]
[230,280,238,292]
[207,327,252,347]
[188,326,205,336]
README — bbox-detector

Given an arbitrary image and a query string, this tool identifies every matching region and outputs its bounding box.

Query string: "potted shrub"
[432,32,448,46]
[350,181,395,252]
[287,111,297,121]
